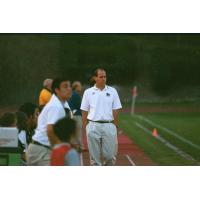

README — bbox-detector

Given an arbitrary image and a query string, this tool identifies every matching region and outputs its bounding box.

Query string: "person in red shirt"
[51,117,81,166]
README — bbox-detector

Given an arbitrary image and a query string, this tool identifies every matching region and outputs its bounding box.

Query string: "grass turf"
[119,111,200,165]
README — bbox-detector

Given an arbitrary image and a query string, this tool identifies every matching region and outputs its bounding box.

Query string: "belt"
[88,120,114,123]
[32,140,51,149]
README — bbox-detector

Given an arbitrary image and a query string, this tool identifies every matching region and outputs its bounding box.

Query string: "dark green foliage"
[0,34,200,105]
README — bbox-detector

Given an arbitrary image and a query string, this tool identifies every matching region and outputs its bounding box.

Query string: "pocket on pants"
[110,123,117,135]
[41,148,51,161]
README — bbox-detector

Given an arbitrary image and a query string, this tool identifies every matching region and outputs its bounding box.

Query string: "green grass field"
[120,108,200,166]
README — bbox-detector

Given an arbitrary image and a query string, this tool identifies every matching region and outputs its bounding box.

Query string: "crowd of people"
[0,68,122,166]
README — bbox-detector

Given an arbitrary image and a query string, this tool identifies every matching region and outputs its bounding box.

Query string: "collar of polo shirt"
[51,94,70,109]
[93,84,108,91]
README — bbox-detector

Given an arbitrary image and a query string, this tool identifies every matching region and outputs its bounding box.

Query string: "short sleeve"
[80,91,90,112]
[18,131,27,153]
[47,106,65,125]
[18,131,26,145]
[112,89,122,110]
[64,149,81,166]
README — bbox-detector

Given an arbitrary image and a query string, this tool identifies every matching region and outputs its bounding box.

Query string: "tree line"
[0,34,200,105]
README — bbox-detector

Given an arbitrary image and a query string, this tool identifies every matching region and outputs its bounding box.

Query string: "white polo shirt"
[32,94,71,146]
[81,85,122,121]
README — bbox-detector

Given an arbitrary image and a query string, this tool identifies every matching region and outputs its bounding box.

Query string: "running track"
[82,132,156,166]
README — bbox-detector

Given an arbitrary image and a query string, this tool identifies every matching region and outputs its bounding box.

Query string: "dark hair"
[90,68,106,85]
[53,117,76,142]
[93,68,106,77]
[19,103,37,118]
[89,76,95,86]
[0,112,16,127]
[16,111,28,131]
[52,78,70,95]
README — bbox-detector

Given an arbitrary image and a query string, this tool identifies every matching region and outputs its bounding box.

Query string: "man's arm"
[113,109,119,128]
[47,124,57,146]
[112,88,122,129]
[81,90,89,134]
[82,111,88,131]
[46,107,63,146]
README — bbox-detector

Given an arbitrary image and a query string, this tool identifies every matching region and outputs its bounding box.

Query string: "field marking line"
[136,115,200,150]
[134,121,199,164]
[125,154,136,166]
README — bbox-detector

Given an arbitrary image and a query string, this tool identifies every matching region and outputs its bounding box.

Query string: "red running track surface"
[82,132,156,166]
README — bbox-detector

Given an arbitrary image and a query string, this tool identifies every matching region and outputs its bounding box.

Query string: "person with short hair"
[68,81,84,149]
[0,112,16,127]
[51,117,81,166]
[16,111,29,165]
[39,78,53,110]
[81,68,122,166]
[19,102,39,133]
[17,103,39,165]
[27,78,72,166]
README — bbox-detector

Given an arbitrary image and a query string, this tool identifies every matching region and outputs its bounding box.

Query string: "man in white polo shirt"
[81,68,122,166]
[27,78,72,166]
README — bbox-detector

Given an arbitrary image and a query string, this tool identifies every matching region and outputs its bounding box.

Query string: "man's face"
[95,70,107,86]
[56,81,72,101]
[76,83,82,93]
[47,80,53,91]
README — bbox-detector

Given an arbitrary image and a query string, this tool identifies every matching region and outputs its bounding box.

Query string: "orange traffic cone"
[152,128,158,137]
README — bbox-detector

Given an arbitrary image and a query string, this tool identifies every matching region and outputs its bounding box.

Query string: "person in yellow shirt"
[39,79,53,111]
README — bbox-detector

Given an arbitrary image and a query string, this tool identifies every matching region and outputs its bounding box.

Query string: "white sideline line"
[125,154,136,166]
[136,115,200,150]
[134,122,199,164]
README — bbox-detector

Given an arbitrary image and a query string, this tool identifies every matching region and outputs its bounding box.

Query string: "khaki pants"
[86,121,118,166]
[27,143,51,166]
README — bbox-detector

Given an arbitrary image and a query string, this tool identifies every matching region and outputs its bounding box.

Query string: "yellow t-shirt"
[39,88,52,106]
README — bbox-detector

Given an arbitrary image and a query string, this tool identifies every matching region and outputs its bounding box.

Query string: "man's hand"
[113,109,119,127]
[82,110,88,136]
[113,109,122,134]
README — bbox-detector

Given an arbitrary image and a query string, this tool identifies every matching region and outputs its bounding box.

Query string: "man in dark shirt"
[68,81,84,149]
